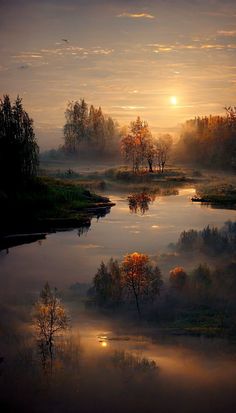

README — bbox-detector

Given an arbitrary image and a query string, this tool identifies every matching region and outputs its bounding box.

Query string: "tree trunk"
[134,291,141,318]
[148,160,153,173]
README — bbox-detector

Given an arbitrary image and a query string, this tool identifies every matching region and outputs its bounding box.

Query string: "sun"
[170,96,177,105]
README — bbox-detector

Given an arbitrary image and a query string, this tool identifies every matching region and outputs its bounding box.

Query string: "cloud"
[117,12,155,19]
[217,30,236,37]
[147,42,236,53]
[112,105,146,110]
[201,11,236,17]
[11,45,114,67]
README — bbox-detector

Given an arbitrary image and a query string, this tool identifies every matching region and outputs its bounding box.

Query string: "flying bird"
[61,39,69,43]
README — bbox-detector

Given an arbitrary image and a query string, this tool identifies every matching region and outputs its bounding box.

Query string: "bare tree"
[156,134,173,173]
[34,283,69,357]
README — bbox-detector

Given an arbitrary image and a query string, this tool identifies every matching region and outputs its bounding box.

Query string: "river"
[1,186,236,293]
[1,186,236,412]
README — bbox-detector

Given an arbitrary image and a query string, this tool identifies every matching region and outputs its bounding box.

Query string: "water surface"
[1,187,236,294]
[1,186,236,412]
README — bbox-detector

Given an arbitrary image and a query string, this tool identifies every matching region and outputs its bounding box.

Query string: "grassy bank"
[0,176,114,237]
[193,182,236,206]
[40,162,206,193]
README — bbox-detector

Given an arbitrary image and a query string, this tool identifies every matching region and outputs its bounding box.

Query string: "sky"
[1,0,236,149]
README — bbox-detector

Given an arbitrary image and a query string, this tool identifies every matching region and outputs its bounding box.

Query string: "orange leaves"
[128,192,154,215]
[120,116,152,173]
[121,252,162,316]
[122,252,149,274]
[169,267,187,290]
[170,266,185,277]
[122,252,149,289]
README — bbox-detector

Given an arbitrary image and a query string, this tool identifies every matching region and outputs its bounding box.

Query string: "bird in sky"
[61,39,69,43]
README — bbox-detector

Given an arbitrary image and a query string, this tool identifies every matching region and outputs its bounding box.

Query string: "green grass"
[0,176,109,234]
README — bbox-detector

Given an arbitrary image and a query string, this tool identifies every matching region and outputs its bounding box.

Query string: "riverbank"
[0,176,115,247]
[192,182,236,207]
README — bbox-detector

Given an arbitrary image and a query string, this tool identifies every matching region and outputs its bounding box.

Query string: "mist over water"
[1,187,236,294]
[1,187,236,412]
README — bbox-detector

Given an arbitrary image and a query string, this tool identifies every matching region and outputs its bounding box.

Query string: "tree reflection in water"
[128,192,156,215]
[78,224,90,237]
[128,188,179,215]
[77,207,111,237]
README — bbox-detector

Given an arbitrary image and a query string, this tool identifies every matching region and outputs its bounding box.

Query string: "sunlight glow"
[101,341,108,347]
[170,96,178,105]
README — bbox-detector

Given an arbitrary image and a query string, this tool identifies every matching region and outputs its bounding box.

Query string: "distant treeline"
[176,109,236,169]
[63,99,120,157]
[175,221,236,255]
[86,224,236,333]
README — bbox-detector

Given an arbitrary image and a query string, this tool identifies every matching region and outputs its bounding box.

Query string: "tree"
[107,258,123,305]
[93,261,113,306]
[176,111,236,169]
[121,117,152,173]
[145,138,156,172]
[34,283,69,356]
[63,99,119,156]
[169,267,187,291]
[156,134,173,173]
[0,95,39,188]
[121,252,162,316]
[93,259,122,307]
[192,264,212,292]
[63,99,88,154]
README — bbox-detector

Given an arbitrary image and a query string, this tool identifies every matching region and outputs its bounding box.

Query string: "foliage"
[0,95,39,188]
[122,252,162,316]
[91,253,162,315]
[191,264,212,292]
[0,176,108,234]
[176,111,236,169]
[121,117,152,173]
[121,117,173,174]
[92,259,123,307]
[169,267,187,290]
[63,99,119,156]
[176,221,236,255]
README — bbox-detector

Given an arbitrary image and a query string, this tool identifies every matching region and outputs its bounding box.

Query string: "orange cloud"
[117,12,155,19]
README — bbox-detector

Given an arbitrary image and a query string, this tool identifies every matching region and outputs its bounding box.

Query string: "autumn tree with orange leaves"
[121,252,162,316]
[121,117,153,173]
[169,267,187,291]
